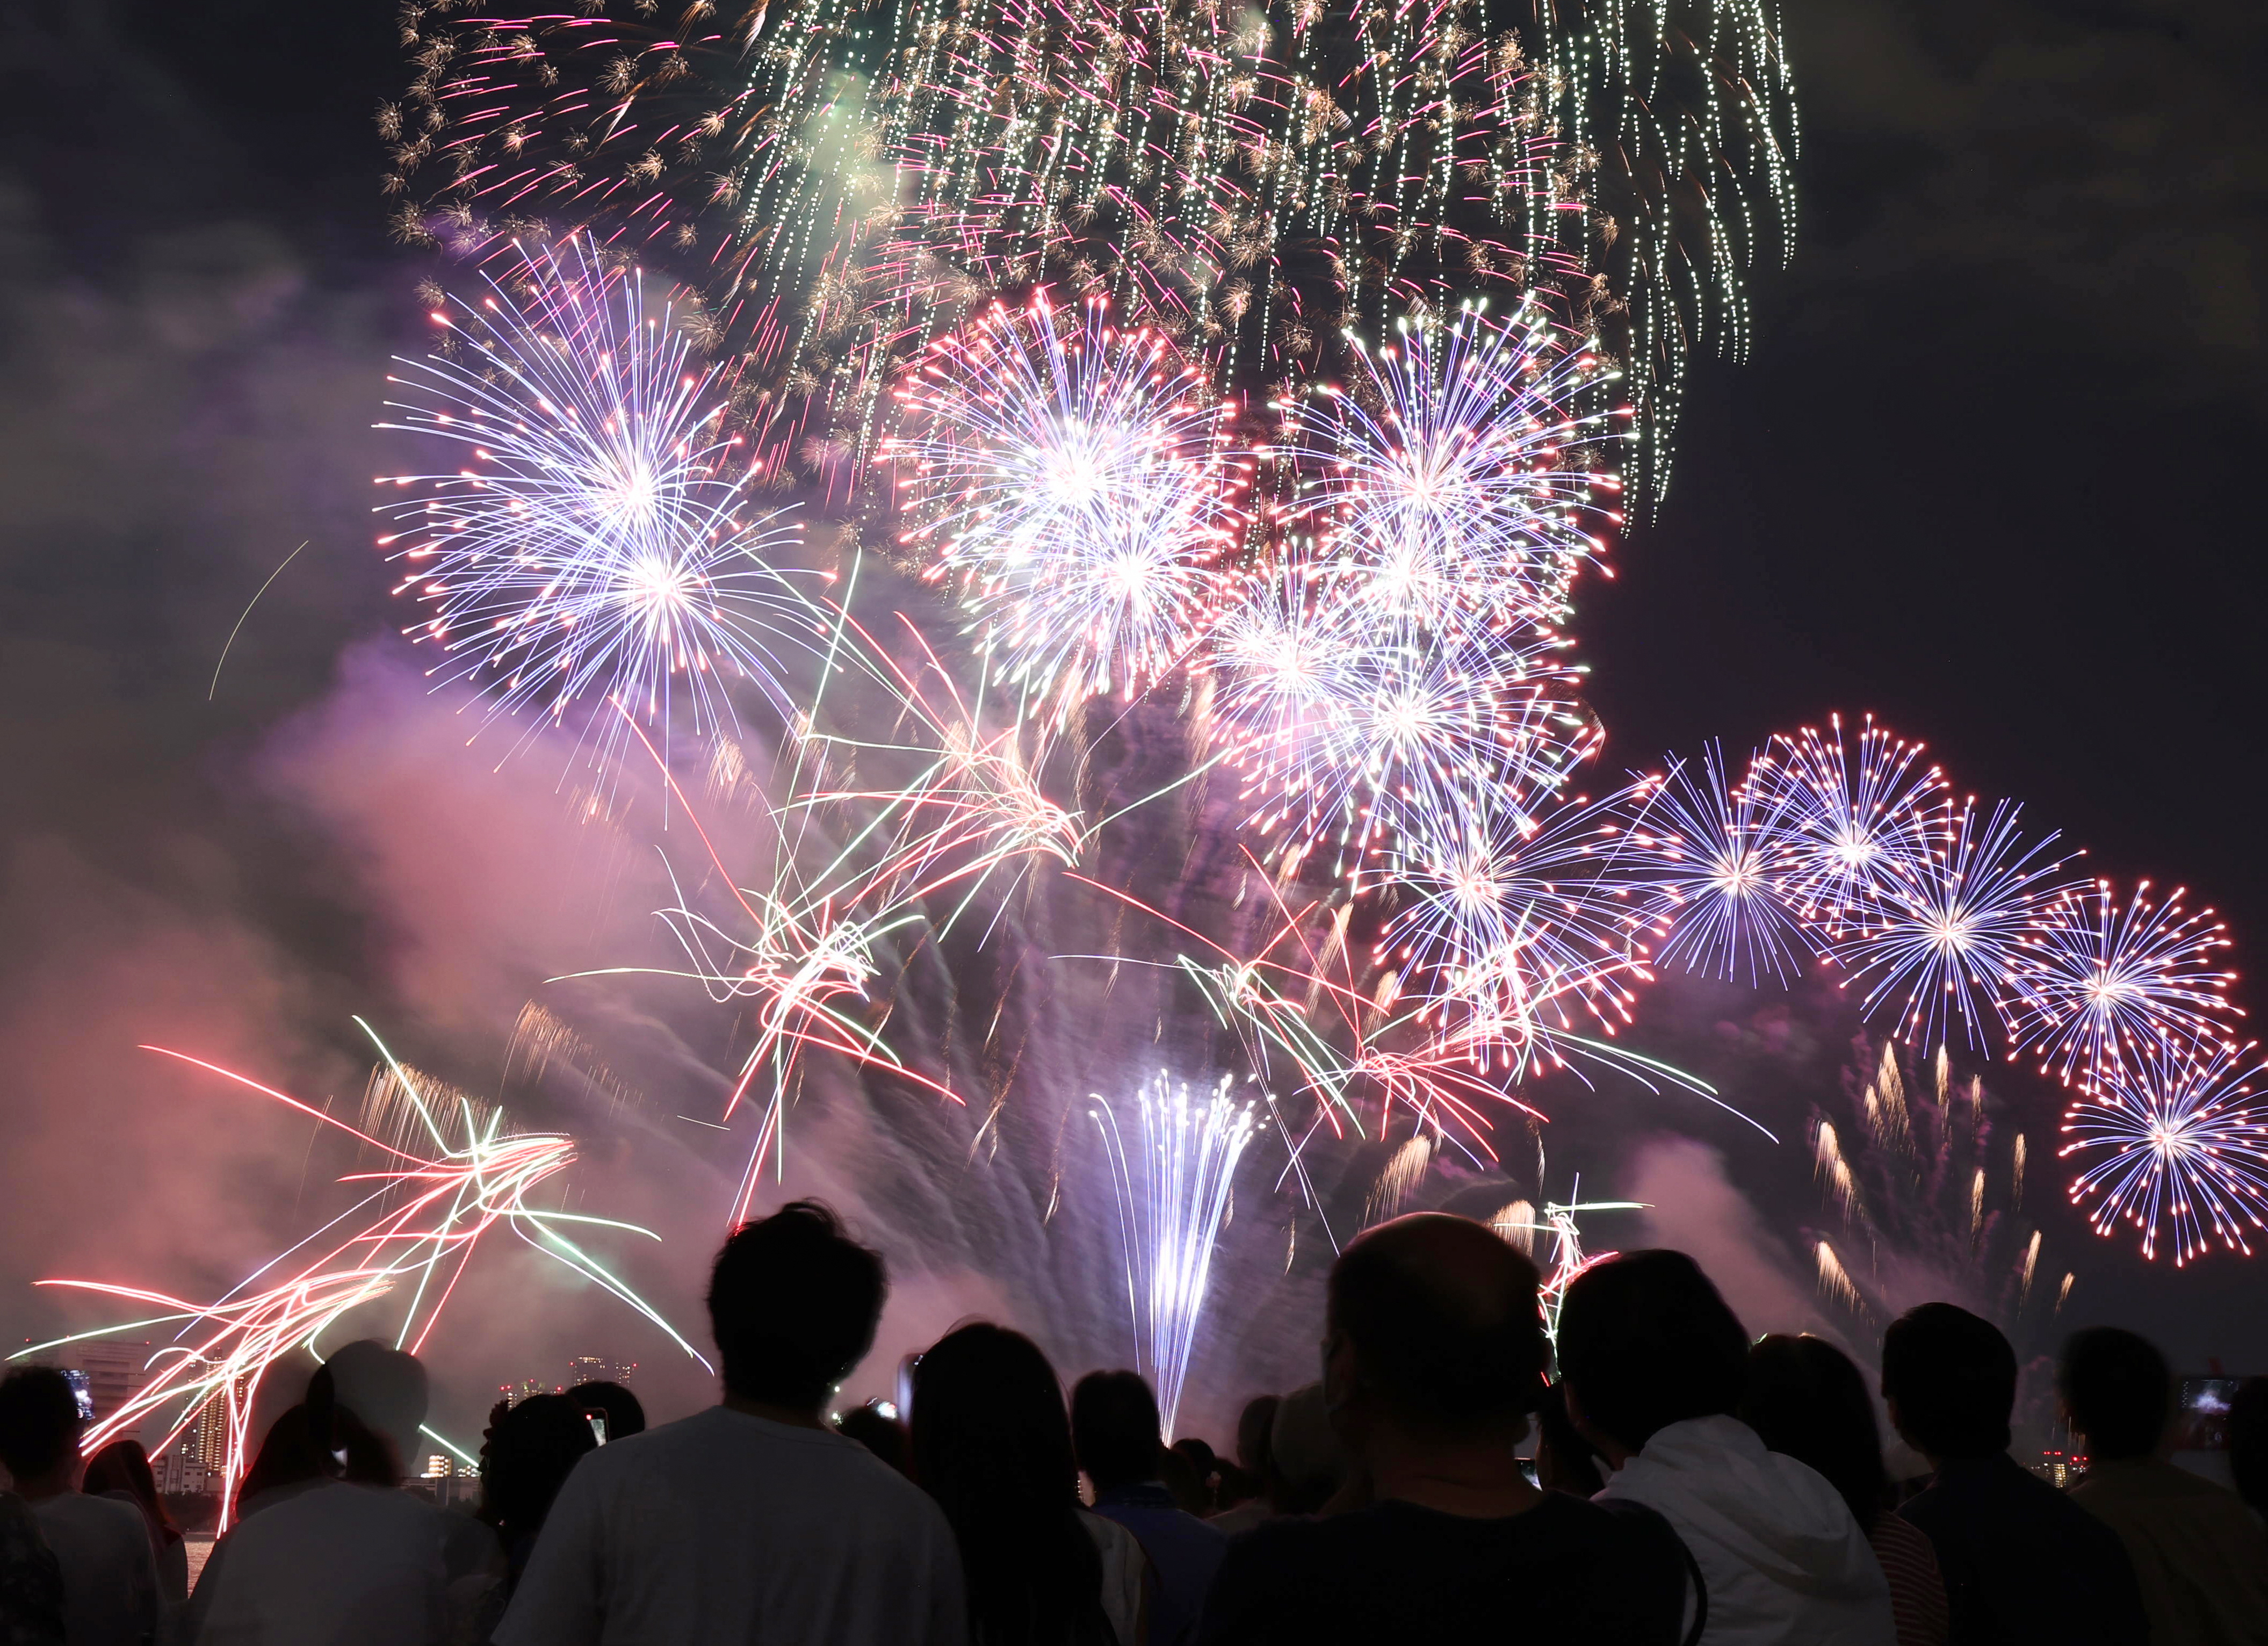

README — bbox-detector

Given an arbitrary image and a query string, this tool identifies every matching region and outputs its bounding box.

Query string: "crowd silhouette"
[3,1199,2265,1644]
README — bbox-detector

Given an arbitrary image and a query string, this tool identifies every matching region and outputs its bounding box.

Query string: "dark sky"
[1,0,2264,1439]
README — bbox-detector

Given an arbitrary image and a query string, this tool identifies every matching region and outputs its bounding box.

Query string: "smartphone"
[2175,1378,2242,1451]
[62,1370,93,1422]
[586,1411,608,1445]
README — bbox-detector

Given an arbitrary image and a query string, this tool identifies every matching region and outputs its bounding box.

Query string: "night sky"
[1,0,2263,1442]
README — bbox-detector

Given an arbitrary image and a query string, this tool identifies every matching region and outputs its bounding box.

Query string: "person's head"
[236,1400,393,1518]
[482,1393,597,1554]
[1234,1395,1280,1477]
[708,1201,886,1413]
[1324,1212,1549,1450]
[1880,1302,2017,1463]
[1742,1334,1890,1530]
[309,1340,429,1483]
[912,1324,1105,1646]
[2229,1377,2268,1515]
[1555,1250,1747,1459]
[2058,1327,2171,1463]
[1532,1381,1606,1498]
[1268,1382,1350,1513]
[567,1380,646,1443]
[834,1402,908,1474]
[0,1368,81,1491]
[82,1439,172,1532]
[1069,1370,1163,1494]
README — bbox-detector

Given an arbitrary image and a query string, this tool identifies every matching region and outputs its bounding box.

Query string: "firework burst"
[1282,309,1622,637]
[2006,880,2241,1090]
[1829,798,2071,1052]
[376,237,818,773]
[887,296,1245,723]
[1750,714,1945,930]
[1625,745,1808,987]
[2062,1041,2268,1264]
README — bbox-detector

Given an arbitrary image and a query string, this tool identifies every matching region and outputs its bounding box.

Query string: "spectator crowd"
[3,1200,2266,1644]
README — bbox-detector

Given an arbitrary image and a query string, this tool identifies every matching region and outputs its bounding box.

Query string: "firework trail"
[19,1031,704,1524]
[2062,1040,2268,1264]
[1092,1072,1258,1437]
[2006,880,2241,1092]
[1804,1040,2071,1327]
[886,296,1246,723]
[389,0,1795,506]
[375,236,820,777]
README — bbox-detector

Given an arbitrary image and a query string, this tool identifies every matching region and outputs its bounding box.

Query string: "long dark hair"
[911,1324,1111,1646]
[83,1440,179,1545]
[1742,1334,1891,1531]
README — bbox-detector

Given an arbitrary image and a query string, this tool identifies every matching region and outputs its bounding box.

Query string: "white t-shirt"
[496,1405,966,1646]
[27,1491,158,1646]
[1084,1510,1146,1646]
[184,1481,449,1645]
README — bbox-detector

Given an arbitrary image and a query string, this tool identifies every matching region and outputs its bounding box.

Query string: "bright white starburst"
[375,235,816,775]
[2006,879,2241,1090]
[2063,1040,2268,1264]
[887,294,1244,722]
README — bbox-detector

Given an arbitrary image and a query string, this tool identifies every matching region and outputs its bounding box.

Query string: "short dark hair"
[1743,1334,1890,1531]
[0,1368,80,1479]
[2058,1327,2170,1462]
[708,1201,886,1407]
[1556,1250,1747,1452]
[1880,1302,2016,1460]
[481,1393,597,1534]
[1070,1370,1162,1492]
[1329,1213,1548,1431]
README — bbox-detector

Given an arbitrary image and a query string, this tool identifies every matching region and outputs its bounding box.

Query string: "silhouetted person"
[1881,1303,2145,1646]
[1261,1384,1348,1516]
[187,1380,453,1644]
[310,1339,496,1581]
[1558,1251,1893,1645]
[1207,1397,1279,1533]
[834,1402,909,1474]
[2229,1377,2268,1519]
[1169,1439,1218,1514]
[451,1394,599,1644]
[1198,1213,1690,1646]
[912,1324,1145,1645]
[498,1200,964,1644]
[2060,1326,2268,1644]
[82,1440,187,1613]
[0,1368,157,1646]
[1744,1335,1947,1646]
[0,1488,62,1646]
[566,1381,645,1443]
[1073,1370,1224,1646]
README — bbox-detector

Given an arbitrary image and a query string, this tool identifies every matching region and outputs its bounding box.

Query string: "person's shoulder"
[37,1491,142,1533]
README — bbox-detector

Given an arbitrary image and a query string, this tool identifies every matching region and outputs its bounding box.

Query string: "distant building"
[19,1338,156,1439]
[500,1377,555,1409]
[566,1355,637,1389]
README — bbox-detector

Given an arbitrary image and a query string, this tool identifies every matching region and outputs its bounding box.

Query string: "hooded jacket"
[1599,1414,1897,1646]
